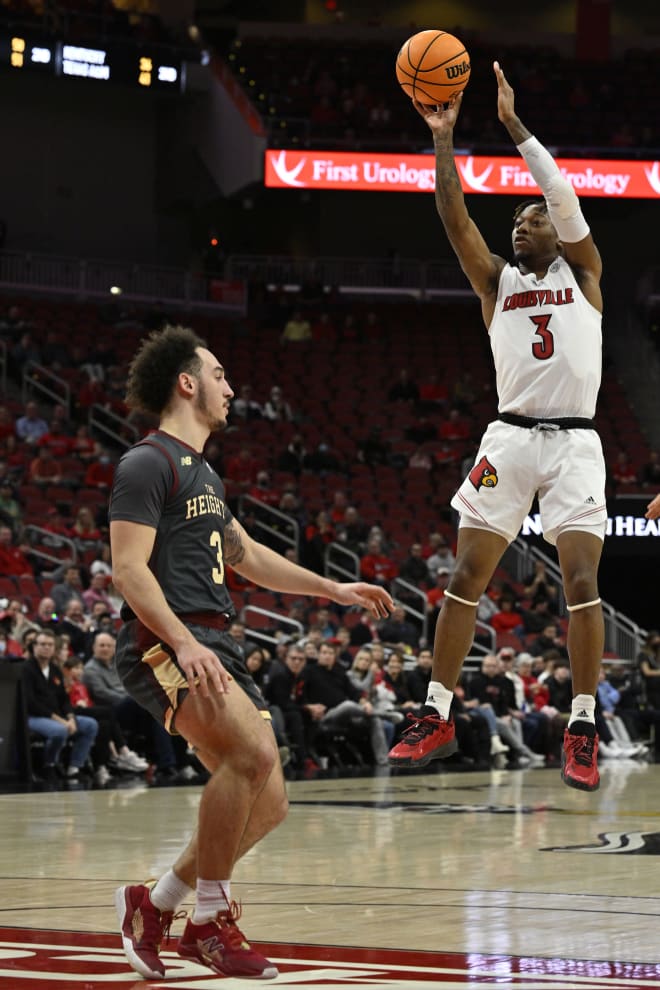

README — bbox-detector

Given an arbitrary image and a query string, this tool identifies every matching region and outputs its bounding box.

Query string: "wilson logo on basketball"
[446,61,470,78]
[469,455,498,492]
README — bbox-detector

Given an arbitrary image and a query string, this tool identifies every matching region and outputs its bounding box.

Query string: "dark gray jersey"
[109,430,235,617]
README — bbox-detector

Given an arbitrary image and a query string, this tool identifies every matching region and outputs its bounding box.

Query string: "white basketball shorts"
[451,420,607,546]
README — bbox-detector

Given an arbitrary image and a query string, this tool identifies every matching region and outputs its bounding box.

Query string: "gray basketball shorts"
[115,619,269,734]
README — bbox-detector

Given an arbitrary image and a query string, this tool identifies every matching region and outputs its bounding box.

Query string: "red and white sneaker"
[115,883,180,979]
[562,721,600,792]
[388,711,457,767]
[178,900,278,980]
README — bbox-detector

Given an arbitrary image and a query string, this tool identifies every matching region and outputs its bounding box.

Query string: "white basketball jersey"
[489,257,602,418]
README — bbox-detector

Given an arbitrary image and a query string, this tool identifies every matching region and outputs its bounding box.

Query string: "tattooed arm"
[225,519,394,619]
[411,93,504,323]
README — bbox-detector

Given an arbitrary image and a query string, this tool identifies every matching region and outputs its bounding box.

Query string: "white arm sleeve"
[516,136,590,244]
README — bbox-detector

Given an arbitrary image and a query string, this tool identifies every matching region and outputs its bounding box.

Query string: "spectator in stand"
[522,559,558,607]
[89,542,112,578]
[29,446,63,487]
[82,572,115,615]
[490,595,524,637]
[248,470,280,508]
[610,449,637,489]
[0,611,25,658]
[452,370,478,413]
[387,369,419,404]
[544,659,573,725]
[302,510,335,575]
[377,604,419,652]
[70,505,103,554]
[466,654,542,765]
[1,597,37,644]
[70,424,100,463]
[529,622,569,660]
[381,651,420,713]
[0,523,33,576]
[0,405,15,442]
[300,640,390,766]
[38,421,72,459]
[408,648,434,704]
[62,655,148,784]
[225,446,262,495]
[398,542,429,589]
[418,372,449,413]
[277,433,307,476]
[230,384,263,424]
[426,533,456,578]
[280,310,312,344]
[264,645,312,771]
[303,442,343,474]
[639,450,660,489]
[349,607,380,647]
[311,311,337,344]
[226,619,260,660]
[359,532,398,589]
[22,628,98,781]
[358,426,391,467]
[0,481,22,533]
[520,596,558,636]
[51,564,85,616]
[59,597,94,657]
[438,408,471,444]
[34,596,59,630]
[84,448,115,490]
[77,376,107,415]
[327,490,349,526]
[408,446,433,471]
[335,505,369,556]
[11,332,41,381]
[426,567,450,612]
[82,630,177,777]
[263,386,294,422]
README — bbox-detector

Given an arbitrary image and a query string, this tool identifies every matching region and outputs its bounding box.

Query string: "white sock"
[192,878,231,925]
[149,869,194,912]
[568,694,596,727]
[425,681,454,720]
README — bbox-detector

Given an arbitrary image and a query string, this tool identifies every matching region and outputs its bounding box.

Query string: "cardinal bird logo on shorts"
[469,455,498,492]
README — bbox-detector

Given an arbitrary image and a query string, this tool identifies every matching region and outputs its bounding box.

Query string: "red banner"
[264,149,660,198]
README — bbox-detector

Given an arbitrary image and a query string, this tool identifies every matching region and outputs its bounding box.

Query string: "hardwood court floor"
[1,760,660,988]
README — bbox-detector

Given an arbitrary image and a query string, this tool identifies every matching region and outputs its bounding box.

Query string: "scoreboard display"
[0,33,184,91]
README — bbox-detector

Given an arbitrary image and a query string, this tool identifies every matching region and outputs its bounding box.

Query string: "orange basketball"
[395,29,471,105]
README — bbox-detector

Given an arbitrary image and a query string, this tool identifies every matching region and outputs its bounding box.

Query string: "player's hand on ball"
[412,92,463,131]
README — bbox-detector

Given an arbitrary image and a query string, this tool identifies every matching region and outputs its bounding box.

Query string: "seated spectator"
[11,333,41,381]
[82,630,177,776]
[248,470,281,508]
[377,604,419,652]
[490,595,524,637]
[38,422,72,459]
[302,510,335,575]
[303,442,343,474]
[281,310,312,344]
[230,384,263,423]
[62,655,148,783]
[407,647,434,704]
[398,542,429,589]
[387,369,419,404]
[29,446,63,487]
[15,401,49,446]
[335,505,369,556]
[529,622,569,660]
[522,560,558,606]
[466,654,542,765]
[359,533,398,588]
[277,433,307,476]
[357,426,391,467]
[380,650,419,713]
[225,446,262,494]
[597,665,648,757]
[438,408,471,442]
[520,596,558,636]
[610,449,637,487]
[0,405,15,442]
[84,448,115,489]
[452,371,478,413]
[0,523,33,576]
[0,597,37,644]
[82,572,116,616]
[263,386,294,422]
[22,628,98,781]
[639,450,660,489]
[70,424,100,463]
[0,481,23,533]
[58,597,94,657]
[0,619,24,659]
[311,311,337,344]
[426,533,456,578]
[418,372,449,411]
[408,446,433,470]
[426,567,450,613]
[327,489,349,526]
[349,607,380,647]
[264,645,313,772]
[70,505,103,553]
[51,564,85,616]
[300,640,390,766]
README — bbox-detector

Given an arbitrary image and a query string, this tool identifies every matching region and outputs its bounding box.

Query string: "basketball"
[395,30,471,105]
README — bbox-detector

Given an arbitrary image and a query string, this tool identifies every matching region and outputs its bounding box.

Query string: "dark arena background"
[1,1,660,988]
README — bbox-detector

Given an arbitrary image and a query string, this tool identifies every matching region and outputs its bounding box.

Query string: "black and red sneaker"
[388,710,457,767]
[561,721,600,792]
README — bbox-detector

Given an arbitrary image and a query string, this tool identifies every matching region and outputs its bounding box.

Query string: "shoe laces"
[215,899,251,951]
[400,711,442,743]
[568,733,595,768]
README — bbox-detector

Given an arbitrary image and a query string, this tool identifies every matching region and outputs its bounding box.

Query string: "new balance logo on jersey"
[585,496,596,504]
[469,455,498,492]
[181,456,192,466]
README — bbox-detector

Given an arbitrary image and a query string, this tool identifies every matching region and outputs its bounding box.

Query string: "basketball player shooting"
[389,61,607,792]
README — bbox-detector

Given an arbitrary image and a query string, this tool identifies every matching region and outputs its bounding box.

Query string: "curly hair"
[125,324,207,415]
[513,198,547,221]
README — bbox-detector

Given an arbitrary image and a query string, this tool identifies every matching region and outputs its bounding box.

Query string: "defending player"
[110,325,393,980]
[388,62,607,792]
